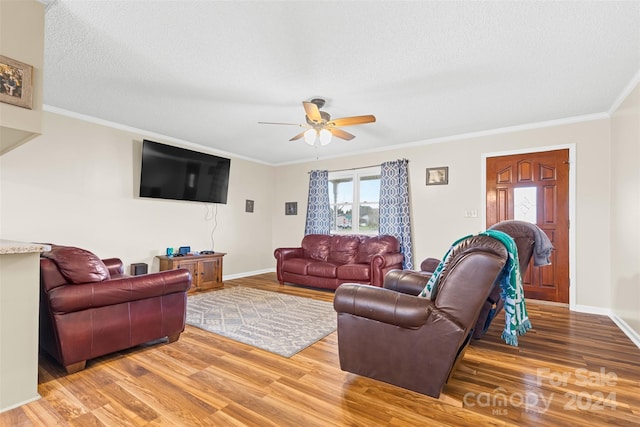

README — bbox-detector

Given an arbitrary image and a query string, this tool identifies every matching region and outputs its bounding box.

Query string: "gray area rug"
[186,287,337,357]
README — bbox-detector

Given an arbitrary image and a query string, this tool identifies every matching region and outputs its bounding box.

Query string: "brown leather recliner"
[39,245,192,373]
[476,220,541,337]
[415,221,540,339]
[333,235,508,398]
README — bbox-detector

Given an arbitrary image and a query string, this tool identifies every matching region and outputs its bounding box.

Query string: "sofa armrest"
[420,257,441,273]
[102,258,125,277]
[334,283,434,329]
[371,252,404,269]
[274,247,304,261]
[383,269,432,296]
[369,252,404,287]
[47,269,191,314]
[274,247,304,282]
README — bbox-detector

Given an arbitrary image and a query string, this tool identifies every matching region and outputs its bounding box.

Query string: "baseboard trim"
[571,304,612,316]
[223,268,275,281]
[571,304,640,349]
[0,394,40,414]
[609,313,640,349]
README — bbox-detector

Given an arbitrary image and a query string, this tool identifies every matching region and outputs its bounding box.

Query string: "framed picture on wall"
[0,55,33,110]
[426,167,448,185]
[245,200,254,213]
[285,202,297,215]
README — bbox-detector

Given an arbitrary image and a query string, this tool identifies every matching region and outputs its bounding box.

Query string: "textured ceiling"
[43,1,640,165]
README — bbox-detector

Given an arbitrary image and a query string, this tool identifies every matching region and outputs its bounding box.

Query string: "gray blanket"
[531,223,554,266]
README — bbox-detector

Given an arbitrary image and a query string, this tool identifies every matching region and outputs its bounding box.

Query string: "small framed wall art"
[426,166,449,186]
[285,202,297,215]
[0,55,33,110]
[245,199,254,213]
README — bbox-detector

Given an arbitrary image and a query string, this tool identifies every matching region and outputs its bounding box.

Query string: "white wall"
[0,111,275,277]
[272,118,612,309]
[610,80,640,339]
[0,109,619,312]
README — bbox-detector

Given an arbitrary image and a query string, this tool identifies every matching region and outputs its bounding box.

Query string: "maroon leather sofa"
[39,245,191,373]
[274,234,404,290]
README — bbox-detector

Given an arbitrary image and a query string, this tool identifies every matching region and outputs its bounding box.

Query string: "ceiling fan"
[258,98,376,146]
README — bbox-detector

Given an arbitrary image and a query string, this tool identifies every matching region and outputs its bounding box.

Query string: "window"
[328,167,381,234]
[514,186,537,224]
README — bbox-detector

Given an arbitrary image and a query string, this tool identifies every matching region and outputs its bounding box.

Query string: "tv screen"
[139,140,230,204]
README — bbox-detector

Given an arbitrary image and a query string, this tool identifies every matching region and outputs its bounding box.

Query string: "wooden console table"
[158,252,225,293]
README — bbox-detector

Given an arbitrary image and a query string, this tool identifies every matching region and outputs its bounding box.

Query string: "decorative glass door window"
[514,187,537,224]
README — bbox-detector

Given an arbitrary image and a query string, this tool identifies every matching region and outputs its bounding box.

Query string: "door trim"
[481,143,577,309]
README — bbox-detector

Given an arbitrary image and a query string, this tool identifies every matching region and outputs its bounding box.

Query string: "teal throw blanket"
[419,230,531,346]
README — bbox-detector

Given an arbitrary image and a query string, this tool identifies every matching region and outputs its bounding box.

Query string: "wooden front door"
[486,149,570,303]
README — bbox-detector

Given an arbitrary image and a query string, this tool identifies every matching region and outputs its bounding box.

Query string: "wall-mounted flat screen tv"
[139,139,231,204]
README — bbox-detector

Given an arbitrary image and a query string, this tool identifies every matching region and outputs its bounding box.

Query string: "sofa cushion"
[42,245,110,284]
[282,258,314,276]
[327,235,361,264]
[337,264,370,281]
[301,234,331,261]
[307,261,339,278]
[355,235,400,263]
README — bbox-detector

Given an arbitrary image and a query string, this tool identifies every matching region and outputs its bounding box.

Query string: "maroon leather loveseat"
[274,234,404,290]
[39,245,191,373]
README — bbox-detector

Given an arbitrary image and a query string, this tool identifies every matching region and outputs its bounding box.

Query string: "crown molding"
[274,112,609,167]
[44,104,610,169]
[42,105,272,166]
[608,69,640,115]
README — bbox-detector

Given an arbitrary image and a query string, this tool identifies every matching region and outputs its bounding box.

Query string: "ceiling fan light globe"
[304,128,317,145]
[319,129,332,145]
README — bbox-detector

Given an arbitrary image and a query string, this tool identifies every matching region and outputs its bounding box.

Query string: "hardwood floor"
[2,273,639,426]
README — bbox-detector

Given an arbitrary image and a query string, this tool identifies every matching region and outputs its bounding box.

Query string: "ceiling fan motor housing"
[309,98,326,109]
[306,111,331,126]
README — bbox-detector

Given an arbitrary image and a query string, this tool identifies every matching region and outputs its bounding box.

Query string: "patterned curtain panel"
[379,159,414,269]
[304,170,331,235]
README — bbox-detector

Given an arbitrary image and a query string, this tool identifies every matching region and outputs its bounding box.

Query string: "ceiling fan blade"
[289,131,307,141]
[330,128,356,141]
[327,115,376,127]
[258,121,303,126]
[303,102,323,123]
